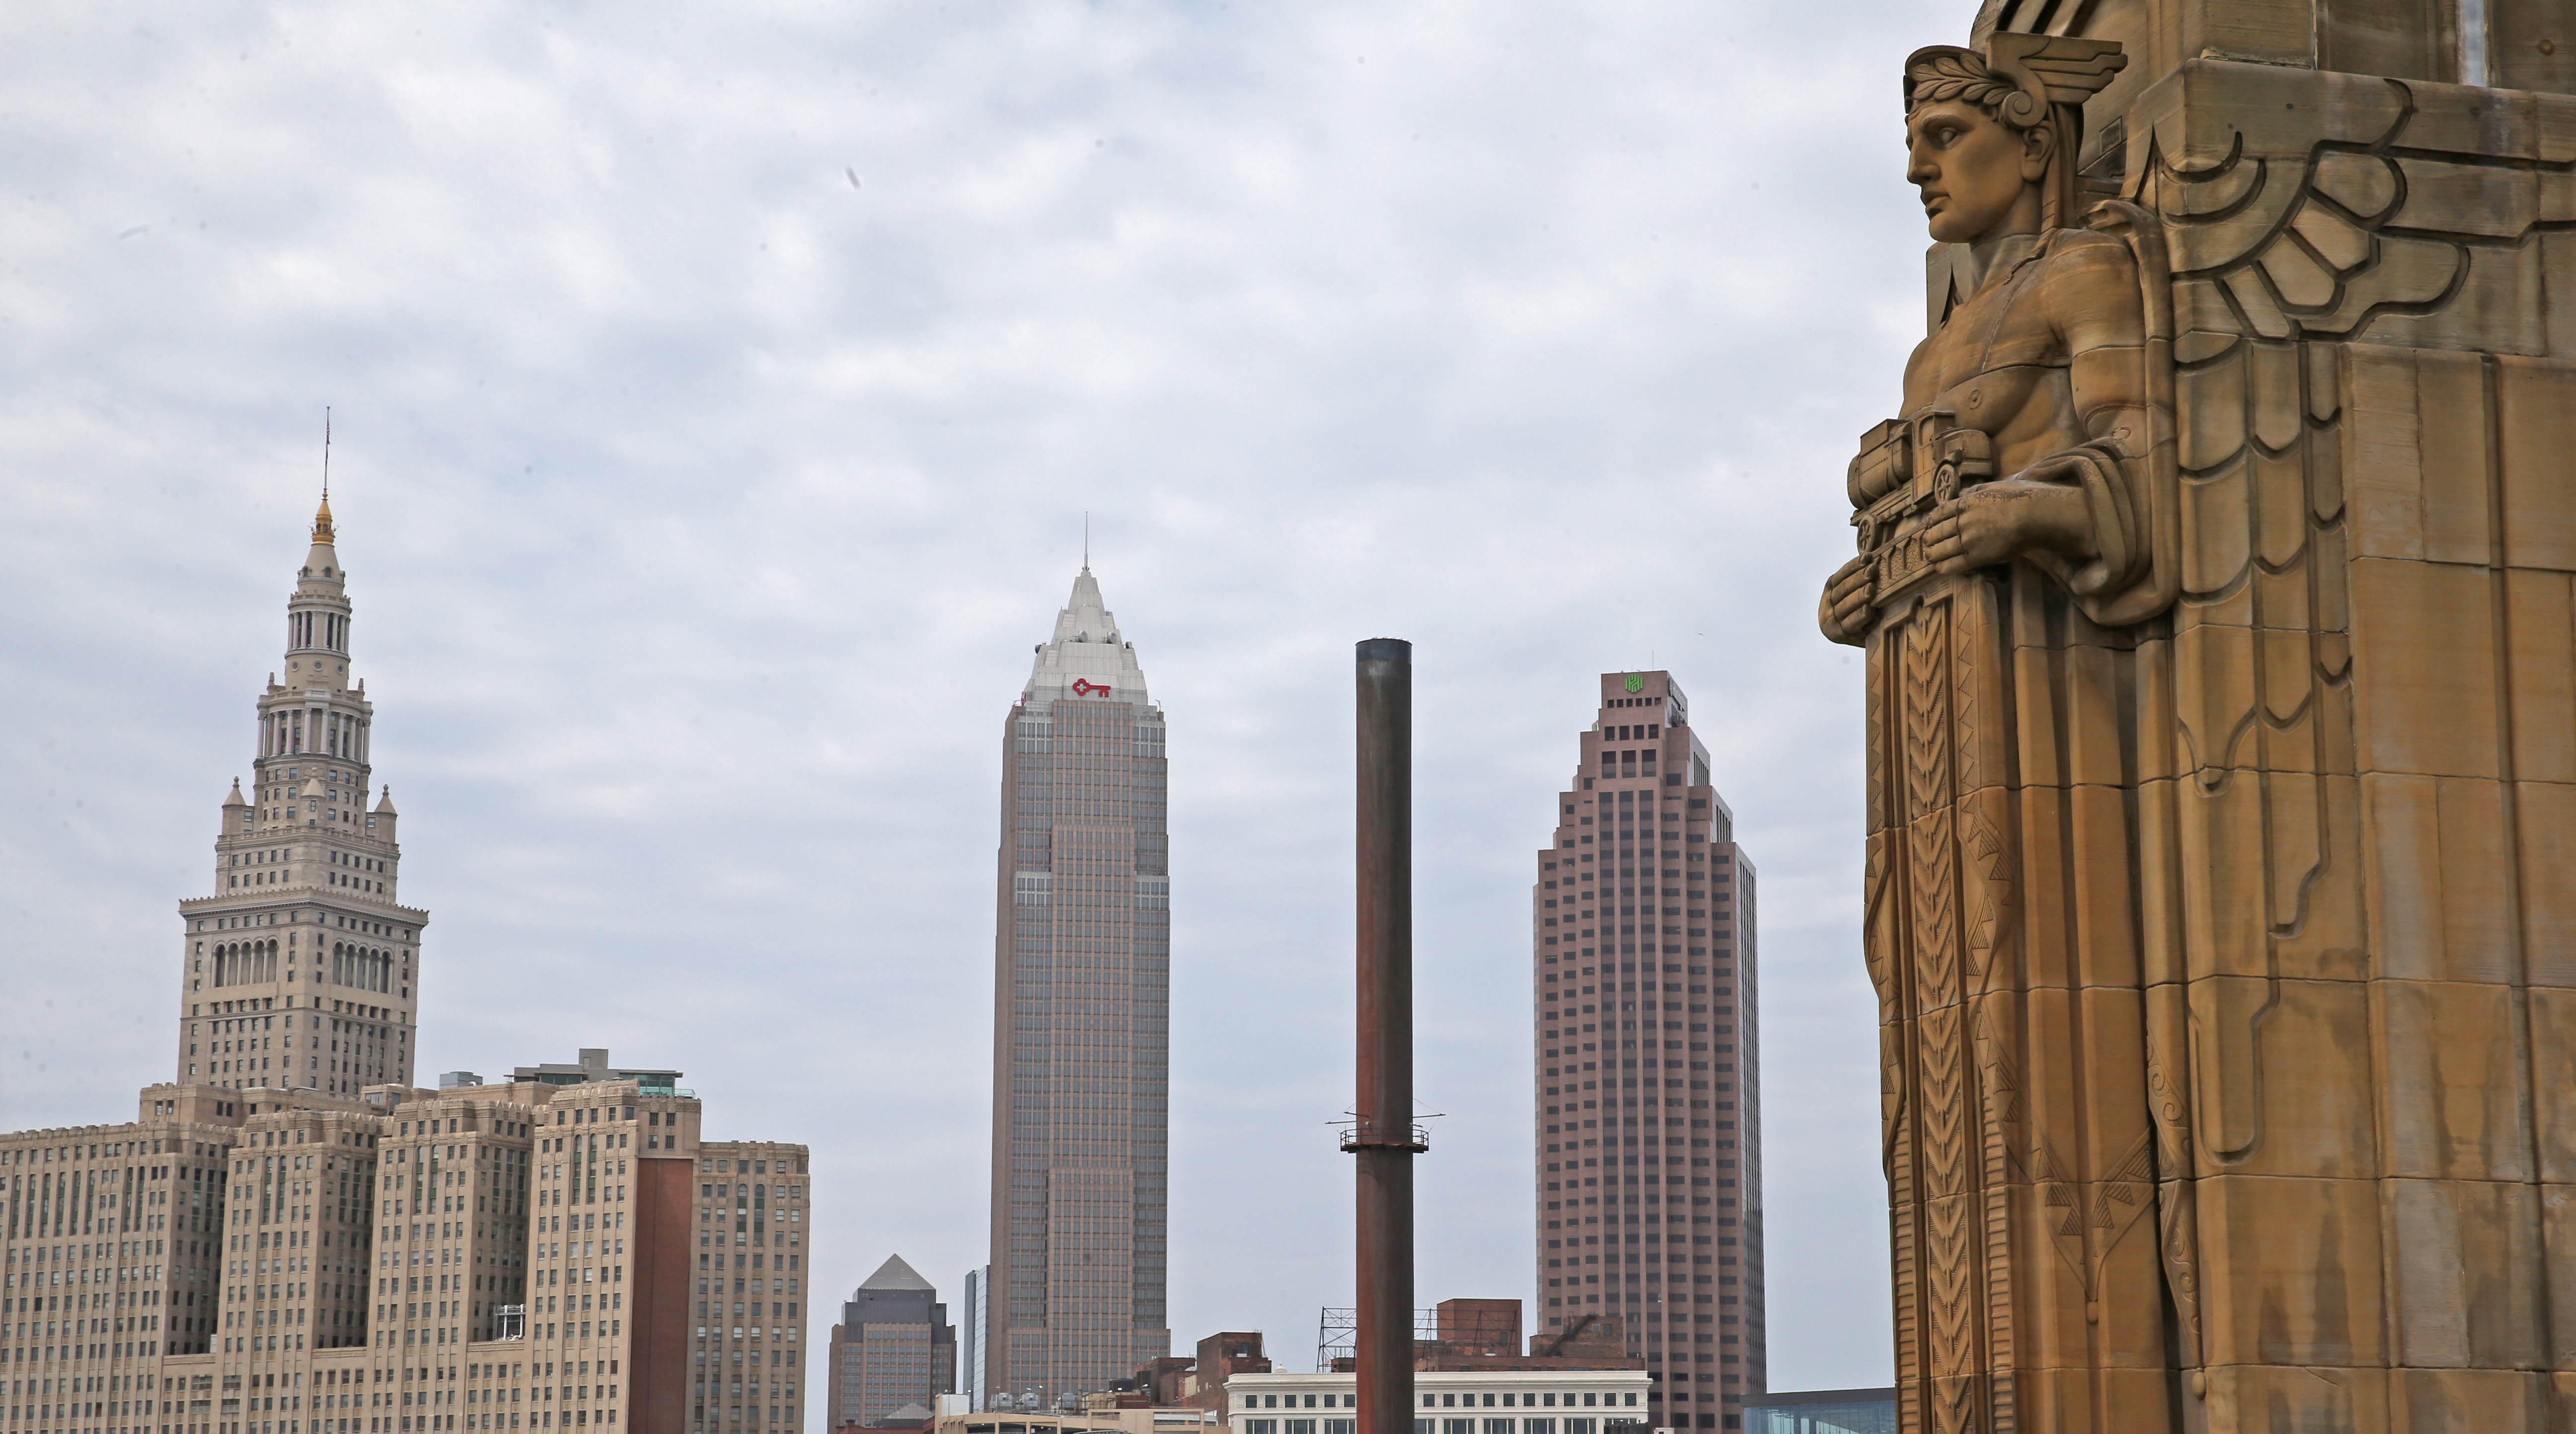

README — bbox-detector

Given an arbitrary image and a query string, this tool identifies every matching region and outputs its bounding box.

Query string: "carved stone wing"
[2132,62,2576,354]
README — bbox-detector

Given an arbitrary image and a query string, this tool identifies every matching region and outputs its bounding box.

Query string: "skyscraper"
[985,565,1172,1405]
[827,1255,958,1427]
[1531,671,1765,1431]
[961,1264,991,1409]
[179,492,426,1094]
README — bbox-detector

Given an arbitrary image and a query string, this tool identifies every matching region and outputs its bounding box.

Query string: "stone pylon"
[1821,0,2576,1428]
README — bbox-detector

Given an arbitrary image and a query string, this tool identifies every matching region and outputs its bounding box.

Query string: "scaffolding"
[1315,1307,1438,1372]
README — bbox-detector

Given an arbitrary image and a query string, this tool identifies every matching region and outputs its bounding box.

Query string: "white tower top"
[1023,565,1151,709]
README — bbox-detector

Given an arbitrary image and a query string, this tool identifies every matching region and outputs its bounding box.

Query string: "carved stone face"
[1905,98,2048,244]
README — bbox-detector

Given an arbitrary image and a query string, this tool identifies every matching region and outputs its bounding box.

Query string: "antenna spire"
[1083,511,1091,571]
[311,408,338,545]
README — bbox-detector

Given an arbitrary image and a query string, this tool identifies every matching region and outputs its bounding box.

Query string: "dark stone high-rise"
[983,566,1172,1406]
[827,1255,958,1428]
[1531,671,1765,1430]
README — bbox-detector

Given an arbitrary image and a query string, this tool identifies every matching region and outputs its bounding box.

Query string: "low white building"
[1225,1369,1653,1434]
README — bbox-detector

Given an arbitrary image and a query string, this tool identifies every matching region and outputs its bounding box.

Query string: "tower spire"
[1083,511,1090,572]
[314,408,335,545]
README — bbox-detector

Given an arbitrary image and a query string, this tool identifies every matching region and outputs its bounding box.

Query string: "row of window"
[698,1159,802,1177]
[262,700,366,762]
[1243,1394,1635,1411]
[1236,1411,1617,1421]
[189,913,415,940]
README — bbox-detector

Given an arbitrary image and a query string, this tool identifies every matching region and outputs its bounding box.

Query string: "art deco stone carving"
[1822,6,2576,1429]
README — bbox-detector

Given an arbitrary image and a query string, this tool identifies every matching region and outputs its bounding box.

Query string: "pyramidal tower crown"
[1022,563,1151,709]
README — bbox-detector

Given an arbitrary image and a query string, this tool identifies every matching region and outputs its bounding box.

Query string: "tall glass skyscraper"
[1532,671,1765,1430]
[984,566,1172,1406]
[961,1265,991,1409]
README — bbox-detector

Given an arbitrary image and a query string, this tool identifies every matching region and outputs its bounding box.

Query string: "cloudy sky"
[0,0,1967,1401]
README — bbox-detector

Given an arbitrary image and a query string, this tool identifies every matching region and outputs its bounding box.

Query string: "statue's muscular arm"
[1818,234,2151,642]
[1924,234,2147,578]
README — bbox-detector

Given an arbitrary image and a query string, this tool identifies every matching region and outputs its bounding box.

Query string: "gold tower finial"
[313,406,336,543]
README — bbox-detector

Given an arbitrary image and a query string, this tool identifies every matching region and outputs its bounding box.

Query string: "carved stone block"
[2193,1175,2385,1369]
[2383,1178,2549,1369]
[2197,1361,2388,1433]
[2183,974,2376,1178]
[2378,979,2537,1178]
[2350,559,2500,780]
[2496,356,2576,571]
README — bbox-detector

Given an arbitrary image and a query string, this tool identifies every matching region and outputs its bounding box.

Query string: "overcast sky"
[0,0,1968,1402]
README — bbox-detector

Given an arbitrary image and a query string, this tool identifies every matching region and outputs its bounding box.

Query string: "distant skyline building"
[961,1265,991,1409]
[985,565,1173,1405]
[829,1255,958,1427]
[1742,1387,1898,1434]
[180,491,423,1095]
[1531,671,1765,1431]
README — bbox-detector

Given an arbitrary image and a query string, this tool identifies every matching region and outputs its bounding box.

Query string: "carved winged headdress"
[1905,34,2126,229]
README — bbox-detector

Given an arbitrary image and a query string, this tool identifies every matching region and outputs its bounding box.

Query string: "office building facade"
[0,502,811,1434]
[1739,1388,1896,1434]
[985,566,1172,1406]
[958,1267,988,1412]
[826,1256,955,1428]
[1225,1368,1653,1434]
[691,1141,815,1433]
[1531,672,1765,1431]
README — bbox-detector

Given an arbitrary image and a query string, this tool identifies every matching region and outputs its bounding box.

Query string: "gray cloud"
[0,0,1975,1398]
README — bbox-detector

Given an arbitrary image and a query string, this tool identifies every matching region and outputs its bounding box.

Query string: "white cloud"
[0,0,1978,1400]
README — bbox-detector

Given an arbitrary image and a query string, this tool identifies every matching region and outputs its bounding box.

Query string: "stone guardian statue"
[1821,6,2576,1425]
[1816,33,2194,1434]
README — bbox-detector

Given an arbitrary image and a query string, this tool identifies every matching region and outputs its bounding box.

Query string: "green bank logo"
[1623,674,1645,694]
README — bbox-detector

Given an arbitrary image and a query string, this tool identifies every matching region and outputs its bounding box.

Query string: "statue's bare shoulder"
[2033,227,2144,355]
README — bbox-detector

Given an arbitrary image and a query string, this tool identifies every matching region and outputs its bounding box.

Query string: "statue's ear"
[2018,120,2055,183]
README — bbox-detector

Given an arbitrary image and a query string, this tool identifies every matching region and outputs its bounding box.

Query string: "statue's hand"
[1820,555,1874,646]
[1923,469,2098,574]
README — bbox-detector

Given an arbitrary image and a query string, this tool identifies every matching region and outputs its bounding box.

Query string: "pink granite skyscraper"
[1532,671,1765,1430]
